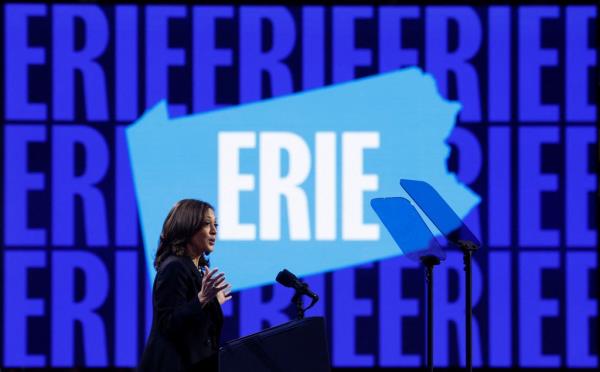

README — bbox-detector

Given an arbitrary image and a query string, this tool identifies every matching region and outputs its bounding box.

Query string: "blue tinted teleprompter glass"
[370,197,446,261]
[400,179,480,372]
[399,179,480,248]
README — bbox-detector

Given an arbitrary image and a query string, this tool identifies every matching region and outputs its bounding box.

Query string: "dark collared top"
[139,255,223,372]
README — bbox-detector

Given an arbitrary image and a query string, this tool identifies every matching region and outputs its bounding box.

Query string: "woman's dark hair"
[154,199,214,271]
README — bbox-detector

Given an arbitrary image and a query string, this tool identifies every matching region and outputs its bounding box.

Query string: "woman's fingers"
[214,277,228,289]
[204,267,217,280]
[219,283,232,295]
[203,271,225,287]
[202,269,233,301]
[214,278,230,292]
[215,284,229,293]
[211,275,226,288]
[217,285,233,305]
[202,271,221,290]
[210,272,225,283]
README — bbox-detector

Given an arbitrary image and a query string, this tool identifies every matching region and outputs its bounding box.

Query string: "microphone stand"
[290,282,318,320]
[276,270,319,320]
[292,291,305,319]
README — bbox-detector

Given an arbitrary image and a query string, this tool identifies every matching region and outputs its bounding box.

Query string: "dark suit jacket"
[139,255,223,372]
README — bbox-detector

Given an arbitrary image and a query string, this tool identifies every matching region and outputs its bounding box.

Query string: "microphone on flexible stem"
[276,269,319,319]
[276,269,319,301]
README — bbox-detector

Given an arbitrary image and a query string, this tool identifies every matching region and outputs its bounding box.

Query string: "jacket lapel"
[180,256,203,292]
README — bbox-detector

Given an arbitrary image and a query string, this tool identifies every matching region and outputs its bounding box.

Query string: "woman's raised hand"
[216,282,232,305]
[197,267,230,306]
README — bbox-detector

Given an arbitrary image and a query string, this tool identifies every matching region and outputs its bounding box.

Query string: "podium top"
[219,317,330,372]
[220,317,325,350]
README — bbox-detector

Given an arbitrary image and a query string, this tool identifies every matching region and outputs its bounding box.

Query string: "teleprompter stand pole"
[458,240,478,372]
[421,255,441,372]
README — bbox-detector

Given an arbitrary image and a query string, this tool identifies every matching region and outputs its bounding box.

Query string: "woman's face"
[188,208,217,257]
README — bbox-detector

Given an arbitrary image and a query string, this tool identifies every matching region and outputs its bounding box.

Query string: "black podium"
[219,317,330,372]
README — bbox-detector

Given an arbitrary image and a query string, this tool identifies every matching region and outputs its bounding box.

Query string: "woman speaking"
[139,199,231,372]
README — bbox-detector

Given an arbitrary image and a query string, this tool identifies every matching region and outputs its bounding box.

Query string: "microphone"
[276,269,319,301]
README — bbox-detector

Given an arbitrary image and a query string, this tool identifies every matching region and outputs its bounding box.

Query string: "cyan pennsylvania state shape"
[126,67,480,290]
